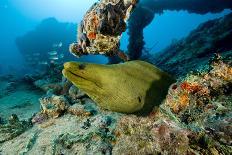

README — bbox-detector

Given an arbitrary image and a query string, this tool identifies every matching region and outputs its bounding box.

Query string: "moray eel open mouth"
[62,61,176,114]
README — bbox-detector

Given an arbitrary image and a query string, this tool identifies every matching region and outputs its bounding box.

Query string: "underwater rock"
[39,95,69,118]
[69,0,137,60]
[127,0,232,60]
[31,113,49,124]
[164,57,232,115]
[63,60,175,114]
[113,114,191,154]
[159,57,232,152]
[34,79,63,95]
[1,55,231,154]
[0,114,32,143]
[68,85,86,101]
[23,73,43,84]
[68,98,99,117]
[67,104,91,117]
[151,13,232,77]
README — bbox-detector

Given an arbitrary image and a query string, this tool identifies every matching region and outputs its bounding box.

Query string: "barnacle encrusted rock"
[63,60,175,114]
[69,0,138,58]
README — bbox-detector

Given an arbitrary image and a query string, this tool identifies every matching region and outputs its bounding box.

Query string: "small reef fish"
[48,51,58,55]
[59,54,64,59]
[52,42,63,48]
[38,61,48,65]
[49,56,59,60]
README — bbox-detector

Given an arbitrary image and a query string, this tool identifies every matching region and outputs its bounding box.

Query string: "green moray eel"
[62,61,175,114]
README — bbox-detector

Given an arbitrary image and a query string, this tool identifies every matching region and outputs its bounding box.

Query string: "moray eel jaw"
[62,61,176,114]
[62,62,104,101]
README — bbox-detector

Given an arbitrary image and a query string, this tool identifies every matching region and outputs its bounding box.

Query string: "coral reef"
[110,56,232,154]
[0,56,231,154]
[0,96,121,154]
[0,114,32,143]
[163,56,232,147]
[63,60,175,113]
[69,0,137,60]
[151,13,232,77]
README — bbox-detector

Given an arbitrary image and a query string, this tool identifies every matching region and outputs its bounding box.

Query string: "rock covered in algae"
[68,85,86,102]
[63,60,175,114]
[39,95,69,118]
[0,114,32,143]
[110,56,232,154]
[69,0,138,58]
[162,56,232,146]
[0,56,231,155]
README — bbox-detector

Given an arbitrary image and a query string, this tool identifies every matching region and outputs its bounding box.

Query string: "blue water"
[0,1,231,153]
[0,0,231,74]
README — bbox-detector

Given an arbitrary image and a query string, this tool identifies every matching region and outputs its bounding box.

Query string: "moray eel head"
[63,61,176,114]
[63,62,106,98]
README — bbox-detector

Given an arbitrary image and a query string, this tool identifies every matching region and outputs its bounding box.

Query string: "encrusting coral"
[111,55,232,154]
[0,54,231,155]
[62,60,175,113]
[39,95,70,118]
[69,0,138,61]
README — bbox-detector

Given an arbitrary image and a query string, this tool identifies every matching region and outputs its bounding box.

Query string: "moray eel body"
[63,61,175,114]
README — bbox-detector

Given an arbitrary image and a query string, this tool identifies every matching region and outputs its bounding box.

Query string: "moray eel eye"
[78,64,86,70]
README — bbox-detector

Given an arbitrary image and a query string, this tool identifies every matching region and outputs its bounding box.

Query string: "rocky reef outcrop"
[0,54,231,154]
[39,95,69,118]
[0,114,32,143]
[150,12,232,77]
[111,55,232,154]
[1,2,232,153]
[69,0,137,61]
[127,0,232,60]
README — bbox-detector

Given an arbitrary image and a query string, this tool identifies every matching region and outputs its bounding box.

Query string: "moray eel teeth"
[62,61,176,114]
